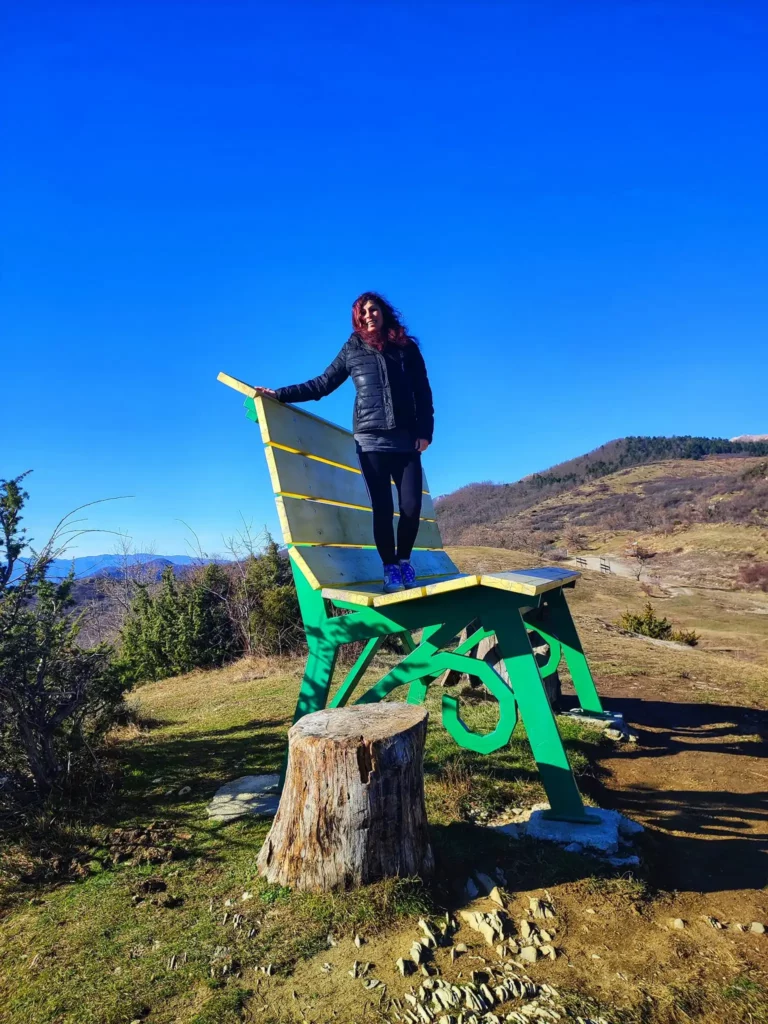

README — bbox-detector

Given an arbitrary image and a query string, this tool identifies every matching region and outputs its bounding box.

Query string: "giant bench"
[218,371,609,823]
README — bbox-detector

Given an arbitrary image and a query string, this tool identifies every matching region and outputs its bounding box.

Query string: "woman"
[255,292,434,594]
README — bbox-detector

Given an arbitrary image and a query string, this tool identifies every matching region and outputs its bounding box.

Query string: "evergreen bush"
[618,602,699,646]
[0,474,128,800]
[118,537,304,684]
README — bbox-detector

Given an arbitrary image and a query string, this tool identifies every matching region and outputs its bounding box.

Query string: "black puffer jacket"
[274,333,434,442]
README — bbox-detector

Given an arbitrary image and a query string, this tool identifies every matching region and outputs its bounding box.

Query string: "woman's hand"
[415,438,430,453]
[254,387,276,397]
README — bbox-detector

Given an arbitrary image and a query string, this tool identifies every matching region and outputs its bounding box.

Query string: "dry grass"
[0,631,602,1023]
[587,522,768,559]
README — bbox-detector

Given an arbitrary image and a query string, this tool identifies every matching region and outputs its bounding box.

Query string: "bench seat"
[319,567,580,608]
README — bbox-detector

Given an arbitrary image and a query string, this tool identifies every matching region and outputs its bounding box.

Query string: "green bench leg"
[527,630,562,680]
[293,636,339,721]
[280,637,338,788]
[329,628,420,709]
[491,608,596,824]
[406,624,451,704]
[407,622,494,704]
[329,636,383,708]
[440,648,518,754]
[290,569,340,722]
[540,589,604,714]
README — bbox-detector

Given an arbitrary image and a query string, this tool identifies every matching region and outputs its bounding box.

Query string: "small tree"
[221,522,304,658]
[241,539,303,656]
[562,525,586,555]
[619,602,673,639]
[80,536,164,646]
[118,532,304,684]
[119,563,237,683]
[618,602,699,646]
[626,541,657,581]
[0,474,127,800]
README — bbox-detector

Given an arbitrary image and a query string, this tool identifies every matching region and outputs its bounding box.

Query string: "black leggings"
[357,451,423,565]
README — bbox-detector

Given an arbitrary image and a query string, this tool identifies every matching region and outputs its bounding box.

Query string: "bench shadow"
[106,721,288,827]
[429,821,618,901]
[569,695,768,893]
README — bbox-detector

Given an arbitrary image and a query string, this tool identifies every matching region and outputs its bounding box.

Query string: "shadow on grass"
[92,722,290,841]
[423,717,607,780]
[118,722,287,791]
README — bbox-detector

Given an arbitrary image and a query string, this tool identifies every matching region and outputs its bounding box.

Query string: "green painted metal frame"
[289,569,604,822]
[240,395,606,824]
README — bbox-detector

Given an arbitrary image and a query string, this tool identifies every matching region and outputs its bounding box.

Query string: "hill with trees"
[435,435,768,550]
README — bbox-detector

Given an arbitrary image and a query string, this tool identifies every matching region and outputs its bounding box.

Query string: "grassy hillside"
[435,436,768,550]
[451,546,768,677]
[436,447,768,591]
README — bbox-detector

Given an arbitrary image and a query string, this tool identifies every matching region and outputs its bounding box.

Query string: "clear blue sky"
[4,1,767,558]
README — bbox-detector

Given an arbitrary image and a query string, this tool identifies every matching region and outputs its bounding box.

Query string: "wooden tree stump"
[257,704,434,892]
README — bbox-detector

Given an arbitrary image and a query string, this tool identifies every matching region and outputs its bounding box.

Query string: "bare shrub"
[1,474,128,802]
[625,542,657,580]
[738,561,768,592]
[562,525,586,553]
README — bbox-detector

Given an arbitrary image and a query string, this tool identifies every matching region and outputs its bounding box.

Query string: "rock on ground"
[559,708,638,742]
[206,774,281,822]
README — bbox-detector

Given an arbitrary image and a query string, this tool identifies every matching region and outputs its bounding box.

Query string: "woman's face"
[361,299,383,334]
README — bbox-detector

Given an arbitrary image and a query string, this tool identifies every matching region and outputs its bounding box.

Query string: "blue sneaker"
[382,563,405,594]
[399,560,417,589]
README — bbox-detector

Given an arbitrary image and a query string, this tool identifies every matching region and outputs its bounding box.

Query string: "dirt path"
[583,676,768,911]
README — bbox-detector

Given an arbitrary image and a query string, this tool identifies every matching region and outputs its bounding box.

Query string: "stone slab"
[608,854,641,867]
[560,708,639,743]
[207,774,281,822]
[560,709,625,728]
[490,802,643,856]
[524,806,622,854]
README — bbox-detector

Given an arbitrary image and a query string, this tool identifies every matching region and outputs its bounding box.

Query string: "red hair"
[351,292,416,351]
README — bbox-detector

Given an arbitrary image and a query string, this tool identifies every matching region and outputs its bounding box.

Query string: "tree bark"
[439,620,479,687]
[439,625,562,709]
[257,704,434,892]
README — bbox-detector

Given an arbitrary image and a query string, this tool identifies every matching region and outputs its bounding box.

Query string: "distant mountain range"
[25,553,223,581]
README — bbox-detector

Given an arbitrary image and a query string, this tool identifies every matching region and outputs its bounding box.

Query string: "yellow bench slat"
[276,496,443,549]
[217,371,258,398]
[290,546,458,589]
[257,395,433,491]
[321,572,471,607]
[480,569,579,595]
[257,395,360,471]
[264,446,437,519]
